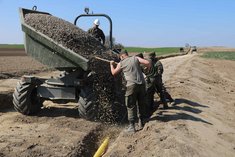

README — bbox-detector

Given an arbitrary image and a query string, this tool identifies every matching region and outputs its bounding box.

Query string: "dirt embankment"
[104,54,235,157]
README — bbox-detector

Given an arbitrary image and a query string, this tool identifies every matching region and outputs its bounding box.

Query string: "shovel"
[94,56,118,64]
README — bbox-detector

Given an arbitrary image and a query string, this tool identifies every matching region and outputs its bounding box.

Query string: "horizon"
[0,0,234,48]
[0,43,234,48]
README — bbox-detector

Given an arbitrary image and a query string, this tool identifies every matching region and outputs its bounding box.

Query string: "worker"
[136,52,156,117]
[88,19,105,45]
[148,52,175,109]
[110,49,150,133]
[135,53,144,59]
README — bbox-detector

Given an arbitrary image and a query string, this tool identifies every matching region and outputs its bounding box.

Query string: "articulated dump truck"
[13,7,125,122]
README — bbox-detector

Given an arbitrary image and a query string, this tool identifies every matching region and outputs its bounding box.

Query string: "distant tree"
[105,36,124,50]
[185,43,190,48]
[180,47,184,52]
[113,43,124,49]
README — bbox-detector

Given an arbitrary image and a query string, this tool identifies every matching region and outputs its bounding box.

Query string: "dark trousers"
[125,84,146,123]
[162,83,174,102]
[146,85,155,109]
[145,77,155,117]
[154,76,167,105]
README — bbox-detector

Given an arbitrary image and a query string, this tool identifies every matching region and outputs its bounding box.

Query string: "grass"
[0,44,180,56]
[201,51,235,61]
[0,44,24,49]
[124,47,180,56]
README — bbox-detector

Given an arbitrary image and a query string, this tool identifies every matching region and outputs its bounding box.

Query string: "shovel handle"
[94,56,118,64]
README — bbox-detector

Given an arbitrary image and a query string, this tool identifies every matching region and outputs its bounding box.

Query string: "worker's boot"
[163,103,169,109]
[169,99,176,106]
[125,121,136,133]
[138,119,144,130]
[160,92,168,109]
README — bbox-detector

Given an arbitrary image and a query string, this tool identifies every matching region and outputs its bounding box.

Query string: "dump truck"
[13,7,124,121]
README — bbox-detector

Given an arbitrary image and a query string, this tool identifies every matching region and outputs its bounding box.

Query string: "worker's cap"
[94,19,100,25]
[119,49,128,55]
[136,53,144,59]
[148,51,156,57]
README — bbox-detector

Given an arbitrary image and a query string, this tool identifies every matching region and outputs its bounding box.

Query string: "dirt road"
[0,49,235,156]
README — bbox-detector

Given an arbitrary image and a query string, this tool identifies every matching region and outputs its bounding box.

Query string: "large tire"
[13,81,42,115]
[78,86,97,120]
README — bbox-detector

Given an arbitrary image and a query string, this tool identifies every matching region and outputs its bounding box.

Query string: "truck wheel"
[13,81,42,115]
[78,87,97,120]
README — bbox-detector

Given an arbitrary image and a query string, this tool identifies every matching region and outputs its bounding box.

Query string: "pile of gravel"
[24,13,126,123]
[24,13,106,57]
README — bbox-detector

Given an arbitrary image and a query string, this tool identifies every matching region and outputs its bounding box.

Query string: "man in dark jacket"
[88,19,105,45]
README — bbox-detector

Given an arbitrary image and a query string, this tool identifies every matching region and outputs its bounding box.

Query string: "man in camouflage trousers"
[146,52,174,111]
[88,19,105,45]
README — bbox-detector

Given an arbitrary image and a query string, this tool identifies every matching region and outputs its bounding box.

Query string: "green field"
[0,44,24,49]
[0,44,180,56]
[124,47,180,56]
[201,51,235,61]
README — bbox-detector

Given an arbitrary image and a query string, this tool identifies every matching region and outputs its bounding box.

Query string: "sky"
[0,0,235,47]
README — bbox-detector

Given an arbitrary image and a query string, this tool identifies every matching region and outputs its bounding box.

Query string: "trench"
[68,124,123,157]
[68,125,103,157]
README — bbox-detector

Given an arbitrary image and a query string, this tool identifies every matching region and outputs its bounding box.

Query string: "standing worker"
[110,49,150,133]
[136,52,155,117]
[149,52,175,109]
[88,19,105,45]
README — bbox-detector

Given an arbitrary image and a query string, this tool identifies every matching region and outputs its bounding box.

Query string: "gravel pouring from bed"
[24,13,125,122]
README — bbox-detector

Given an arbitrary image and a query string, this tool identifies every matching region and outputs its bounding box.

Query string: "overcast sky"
[0,0,234,47]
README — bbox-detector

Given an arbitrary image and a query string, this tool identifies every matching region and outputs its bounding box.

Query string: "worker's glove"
[110,61,115,66]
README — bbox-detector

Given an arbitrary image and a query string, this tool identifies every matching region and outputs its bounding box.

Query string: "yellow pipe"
[93,137,110,157]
